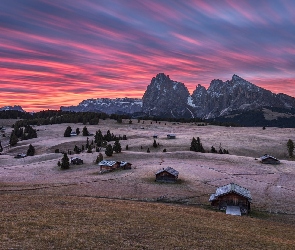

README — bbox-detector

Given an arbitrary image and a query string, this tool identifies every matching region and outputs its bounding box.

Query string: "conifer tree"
[60,153,70,169]
[82,126,89,136]
[0,140,3,152]
[9,131,18,146]
[287,139,294,158]
[113,140,122,153]
[64,126,72,137]
[105,144,113,156]
[95,153,104,164]
[153,139,158,148]
[27,144,35,156]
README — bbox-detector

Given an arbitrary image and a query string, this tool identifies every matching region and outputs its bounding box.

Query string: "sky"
[0,0,295,112]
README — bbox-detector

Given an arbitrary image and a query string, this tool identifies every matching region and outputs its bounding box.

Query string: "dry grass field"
[1,119,295,249]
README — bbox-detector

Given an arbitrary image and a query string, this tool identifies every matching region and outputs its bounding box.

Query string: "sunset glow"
[1,0,295,112]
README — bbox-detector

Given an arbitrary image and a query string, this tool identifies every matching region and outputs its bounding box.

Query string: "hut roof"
[98,160,117,166]
[156,167,179,177]
[120,161,131,167]
[209,183,252,202]
[71,157,82,160]
[260,154,279,161]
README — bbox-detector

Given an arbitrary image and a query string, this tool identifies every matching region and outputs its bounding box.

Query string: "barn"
[260,154,280,164]
[98,160,119,172]
[209,183,252,215]
[155,167,179,183]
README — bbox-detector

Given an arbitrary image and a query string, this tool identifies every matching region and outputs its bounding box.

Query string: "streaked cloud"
[0,0,294,111]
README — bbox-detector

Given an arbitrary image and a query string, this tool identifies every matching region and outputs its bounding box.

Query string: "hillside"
[1,194,295,249]
[1,119,295,248]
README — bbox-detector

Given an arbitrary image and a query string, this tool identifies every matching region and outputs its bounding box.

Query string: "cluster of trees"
[9,125,37,146]
[0,110,31,119]
[190,137,205,153]
[210,145,229,154]
[105,140,122,156]
[190,137,229,154]
[64,126,90,137]
[94,129,127,145]
[8,110,109,127]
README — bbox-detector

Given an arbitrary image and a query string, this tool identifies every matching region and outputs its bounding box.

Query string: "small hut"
[260,154,280,164]
[209,183,252,215]
[167,134,176,139]
[70,157,83,165]
[120,161,132,169]
[155,167,179,183]
[98,160,119,172]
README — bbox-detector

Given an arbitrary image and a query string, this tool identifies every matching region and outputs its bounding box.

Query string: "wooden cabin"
[119,161,132,169]
[70,157,83,165]
[155,167,179,183]
[260,154,280,164]
[167,134,176,139]
[209,183,252,215]
[98,160,119,172]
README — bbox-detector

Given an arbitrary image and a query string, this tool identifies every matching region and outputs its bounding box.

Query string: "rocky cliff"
[191,74,295,119]
[142,73,194,118]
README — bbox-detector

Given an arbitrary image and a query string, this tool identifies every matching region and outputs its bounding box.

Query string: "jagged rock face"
[191,74,295,118]
[60,98,142,115]
[0,105,25,112]
[142,73,193,118]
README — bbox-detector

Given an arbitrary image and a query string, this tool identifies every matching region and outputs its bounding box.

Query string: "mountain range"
[2,73,295,126]
[60,73,295,120]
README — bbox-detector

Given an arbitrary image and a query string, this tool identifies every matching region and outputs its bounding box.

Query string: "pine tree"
[105,144,113,156]
[95,153,104,164]
[60,153,70,169]
[113,140,122,153]
[190,137,197,151]
[153,139,158,148]
[76,128,80,135]
[82,126,89,136]
[64,126,72,137]
[9,132,18,146]
[287,139,294,158]
[27,144,35,156]
[86,137,89,149]
[0,140,3,152]
[211,146,217,153]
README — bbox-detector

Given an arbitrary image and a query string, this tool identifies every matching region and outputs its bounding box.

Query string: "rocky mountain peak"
[142,73,193,118]
[0,105,25,112]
